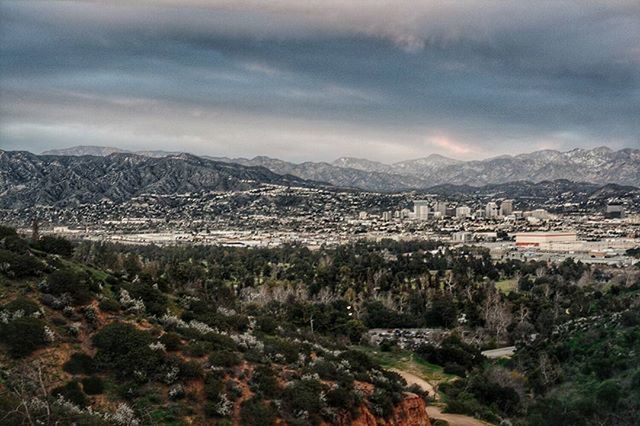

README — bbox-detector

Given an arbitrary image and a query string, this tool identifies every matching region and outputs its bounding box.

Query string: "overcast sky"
[0,1,638,162]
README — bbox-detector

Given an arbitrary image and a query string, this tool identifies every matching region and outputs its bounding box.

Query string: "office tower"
[500,199,514,216]
[485,202,498,218]
[435,201,447,216]
[413,200,430,220]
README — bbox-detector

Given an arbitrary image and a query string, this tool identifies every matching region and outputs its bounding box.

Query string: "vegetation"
[0,228,637,425]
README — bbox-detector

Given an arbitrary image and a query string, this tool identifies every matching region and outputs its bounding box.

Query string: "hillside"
[0,150,321,208]
[39,146,640,191]
[0,227,431,425]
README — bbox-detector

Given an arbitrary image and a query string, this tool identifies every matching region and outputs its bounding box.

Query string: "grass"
[495,278,517,294]
[354,345,454,385]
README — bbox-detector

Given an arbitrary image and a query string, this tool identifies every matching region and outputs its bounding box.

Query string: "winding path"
[391,368,492,426]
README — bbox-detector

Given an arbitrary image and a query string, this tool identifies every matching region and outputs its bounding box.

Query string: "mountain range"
[42,146,640,191]
[2,149,637,208]
[0,150,317,208]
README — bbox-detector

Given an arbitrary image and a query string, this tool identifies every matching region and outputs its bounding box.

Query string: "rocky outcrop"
[337,393,431,426]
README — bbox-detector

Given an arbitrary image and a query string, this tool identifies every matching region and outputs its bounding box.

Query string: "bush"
[98,298,120,312]
[443,363,467,377]
[81,376,104,395]
[596,380,622,408]
[123,283,168,316]
[415,336,483,372]
[256,315,277,334]
[63,353,95,375]
[0,225,17,239]
[184,340,209,356]
[93,322,162,377]
[51,381,87,407]
[204,373,225,401]
[250,366,280,398]
[34,236,74,257]
[0,317,46,357]
[209,350,241,368]
[46,269,95,305]
[0,249,44,278]
[3,297,40,316]
[281,379,326,421]
[3,235,29,254]
[326,385,360,412]
[179,360,204,380]
[240,396,277,426]
[159,332,182,351]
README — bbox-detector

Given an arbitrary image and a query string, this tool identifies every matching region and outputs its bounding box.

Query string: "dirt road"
[391,368,492,426]
[426,406,492,426]
[390,368,438,398]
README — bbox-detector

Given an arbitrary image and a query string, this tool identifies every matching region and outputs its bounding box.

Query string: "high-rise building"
[413,200,430,220]
[435,201,447,216]
[456,206,471,218]
[382,211,392,221]
[500,199,514,216]
[485,202,498,218]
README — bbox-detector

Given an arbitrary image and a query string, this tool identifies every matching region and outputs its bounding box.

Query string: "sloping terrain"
[0,150,320,208]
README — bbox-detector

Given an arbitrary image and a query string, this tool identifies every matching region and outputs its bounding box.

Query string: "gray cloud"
[0,0,638,162]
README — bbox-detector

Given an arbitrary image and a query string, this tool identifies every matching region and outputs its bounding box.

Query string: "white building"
[485,202,498,219]
[452,231,473,243]
[515,232,577,248]
[456,206,471,218]
[413,200,430,220]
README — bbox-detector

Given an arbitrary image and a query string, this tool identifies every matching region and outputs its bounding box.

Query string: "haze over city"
[1,1,639,162]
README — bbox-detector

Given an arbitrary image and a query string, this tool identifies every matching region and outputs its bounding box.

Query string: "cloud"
[0,0,638,162]
[427,134,475,157]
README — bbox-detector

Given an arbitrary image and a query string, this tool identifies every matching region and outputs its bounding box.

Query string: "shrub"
[263,336,302,363]
[3,235,29,254]
[250,366,280,398]
[256,315,277,334]
[209,350,241,368]
[326,385,360,412]
[123,283,168,316]
[81,376,105,395]
[63,353,95,375]
[596,380,622,408]
[443,363,467,377]
[185,341,211,357]
[179,360,204,380]
[0,317,46,357]
[46,269,95,305]
[281,379,327,421]
[98,298,120,312]
[159,332,182,351]
[3,297,40,316]
[92,322,162,377]
[34,236,74,257]
[415,336,483,372]
[51,380,88,407]
[240,397,277,426]
[0,225,17,239]
[0,249,44,278]
[204,374,225,401]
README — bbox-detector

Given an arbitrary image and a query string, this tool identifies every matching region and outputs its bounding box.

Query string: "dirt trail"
[390,368,437,399]
[426,406,492,426]
[391,368,492,426]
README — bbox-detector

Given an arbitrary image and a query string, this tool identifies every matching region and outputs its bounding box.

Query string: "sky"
[0,0,639,163]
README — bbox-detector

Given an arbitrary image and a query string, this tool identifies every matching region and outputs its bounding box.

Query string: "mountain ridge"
[0,150,323,208]
[38,145,640,190]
